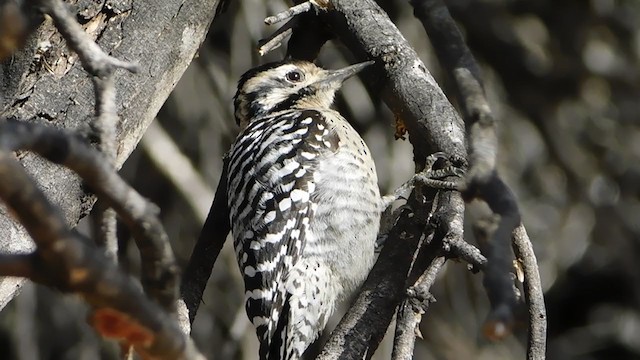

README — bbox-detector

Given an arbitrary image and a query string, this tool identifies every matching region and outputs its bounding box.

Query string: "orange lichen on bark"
[90,308,155,347]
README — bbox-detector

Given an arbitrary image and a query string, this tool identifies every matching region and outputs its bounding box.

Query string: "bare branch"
[513,224,547,360]
[258,18,296,56]
[392,256,445,360]
[0,142,202,359]
[409,0,540,342]
[0,253,37,279]
[181,157,231,324]
[0,121,179,312]
[264,1,313,25]
[92,71,119,158]
[447,237,487,271]
[91,205,118,261]
[320,0,466,164]
[37,0,136,263]
[408,0,499,193]
[316,185,435,359]
[91,72,120,261]
[318,186,464,358]
[0,0,221,320]
[261,0,335,58]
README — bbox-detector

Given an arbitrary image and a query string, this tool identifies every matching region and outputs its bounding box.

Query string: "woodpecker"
[227,60,381,359]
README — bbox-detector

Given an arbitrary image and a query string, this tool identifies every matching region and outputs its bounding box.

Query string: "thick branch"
[317,184,438,359]
[319,185,464,359]
[35,0,139,75]
[0,0,220,312]
[409,0,492,180]
[322,0,467,165]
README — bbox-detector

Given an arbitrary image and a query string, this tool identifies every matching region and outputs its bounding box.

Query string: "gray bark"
[0,0,219,309]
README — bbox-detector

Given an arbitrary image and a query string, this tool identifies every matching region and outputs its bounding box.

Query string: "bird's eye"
[285,70,304,83]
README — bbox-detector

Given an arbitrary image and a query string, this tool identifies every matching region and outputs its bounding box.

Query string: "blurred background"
[1,0,640,359]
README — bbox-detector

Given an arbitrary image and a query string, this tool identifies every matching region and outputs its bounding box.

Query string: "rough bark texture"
[324,0,467,166]
[0,0,219,309]
[305,2,469,357]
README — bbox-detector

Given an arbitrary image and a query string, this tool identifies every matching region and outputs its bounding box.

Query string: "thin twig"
[392,256,445,360]
[447,237,487,271]
[258,17,296,56]
[390,158,466,358]
[264,1,312,25]
[91,206,118,261]
[91,74,119,261]
[261,0,332,56]
[285,1,333,61]
[40,0,134,264]
[512,224,547,360]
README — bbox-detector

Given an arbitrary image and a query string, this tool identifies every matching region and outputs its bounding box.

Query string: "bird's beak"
[314,60,375,88]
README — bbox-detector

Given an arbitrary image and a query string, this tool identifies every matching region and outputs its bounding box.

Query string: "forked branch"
[0,120,202,359]
[409,0,546,355]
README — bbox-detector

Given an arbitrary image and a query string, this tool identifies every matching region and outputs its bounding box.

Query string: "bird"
[226,59,381,360]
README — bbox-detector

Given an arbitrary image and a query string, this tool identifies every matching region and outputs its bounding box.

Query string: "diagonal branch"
[0,121,179,312]
[181,157,231,324]
[317,182,442,359]
[0,0,221,322]
[0,135,202,358]
[0,253,38,279]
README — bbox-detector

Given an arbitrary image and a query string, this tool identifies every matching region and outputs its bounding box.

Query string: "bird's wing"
[227,109,339,359]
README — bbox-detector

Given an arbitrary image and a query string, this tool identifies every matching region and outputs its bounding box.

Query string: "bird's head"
[233,60,374,130]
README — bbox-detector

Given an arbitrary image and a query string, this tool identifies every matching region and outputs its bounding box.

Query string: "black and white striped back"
[227,109,338,359]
